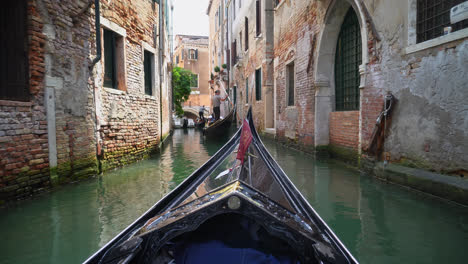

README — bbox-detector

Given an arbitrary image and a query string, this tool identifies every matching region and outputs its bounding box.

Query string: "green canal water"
[0,128,467,264]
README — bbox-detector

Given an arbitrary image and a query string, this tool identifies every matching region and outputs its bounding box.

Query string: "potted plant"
[222,64,227,70]
[214,66,220,73]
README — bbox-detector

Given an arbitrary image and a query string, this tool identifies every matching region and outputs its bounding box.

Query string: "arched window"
[335,8,361,111]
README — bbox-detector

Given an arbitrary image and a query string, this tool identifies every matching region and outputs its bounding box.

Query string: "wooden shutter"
[255,68,261,101]
[245,17,249,51]
[256,0,261,36]
[1,0,29,101]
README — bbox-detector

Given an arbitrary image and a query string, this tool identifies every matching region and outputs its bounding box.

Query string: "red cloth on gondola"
[236,119,253,165]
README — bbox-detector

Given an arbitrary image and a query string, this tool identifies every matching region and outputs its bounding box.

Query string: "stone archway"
[313,0,369,147]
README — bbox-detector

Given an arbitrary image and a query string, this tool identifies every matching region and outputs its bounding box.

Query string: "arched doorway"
[313,0,368,147]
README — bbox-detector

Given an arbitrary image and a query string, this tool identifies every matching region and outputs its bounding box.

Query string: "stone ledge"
[374,163,468,206]
[0,100,32,107]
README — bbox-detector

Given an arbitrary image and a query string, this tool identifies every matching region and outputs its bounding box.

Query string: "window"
[417,0,468,43]
[245,78,249,104]
[189,49,198,60]
[233,0,236,19]
[233,85,237,105]
[176,55,179,64]
[239,0,242,8]
[103,29,125,90]
[239,32,243,51]
[218,6,222,26]
[245,17,249,51]
[335,8,361,111]
[255,68,261,101]
[144,50,153,96]
[104,29,117,88]
[190,74,198,88]
[231,40,237,65]
[256,0,261,36]
[286,62,295,106]
[1,0,29,101]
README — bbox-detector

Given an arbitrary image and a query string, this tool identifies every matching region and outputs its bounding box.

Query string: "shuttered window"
[1,0,29,101]
[335,8,361,111]
[232,40,237,65]
[255,68,261,101]
[245,17,249,51]
[104,29,117,88]
[417,0,468,43]
[245,78,249,104]
[144,50,153,96]
[256,0,261,36]
[190,74,198,88]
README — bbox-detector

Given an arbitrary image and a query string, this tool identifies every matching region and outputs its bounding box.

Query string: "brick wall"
[0,0,50,202]
[274,0,319,147]
[96,0,162,171]
[329,111,359,149]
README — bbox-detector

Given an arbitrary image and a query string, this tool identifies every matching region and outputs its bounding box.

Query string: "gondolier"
[199,105,206,120]
[212,90,228,121]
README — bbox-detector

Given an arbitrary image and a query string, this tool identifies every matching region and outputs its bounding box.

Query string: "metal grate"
[417,0,468,43]
[335,8,361,111]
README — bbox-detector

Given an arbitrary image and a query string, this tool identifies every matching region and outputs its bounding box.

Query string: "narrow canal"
[0,128,467,264]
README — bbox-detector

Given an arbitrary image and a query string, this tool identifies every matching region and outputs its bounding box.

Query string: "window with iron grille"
[255,68,262,101]
[144,50,153,96]
[417,0,468,43]
[1,0,29,101]
[335,8,361,111]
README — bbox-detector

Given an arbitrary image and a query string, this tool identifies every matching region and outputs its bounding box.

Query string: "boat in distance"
[84,109,358,264]
[202,105,235,137]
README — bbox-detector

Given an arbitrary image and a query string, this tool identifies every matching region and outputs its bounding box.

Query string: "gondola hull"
[84,109,358,264]
[202,107,235,137]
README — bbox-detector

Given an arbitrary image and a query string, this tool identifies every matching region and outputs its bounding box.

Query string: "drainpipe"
[158,0,164,143]
[89,0,102,167]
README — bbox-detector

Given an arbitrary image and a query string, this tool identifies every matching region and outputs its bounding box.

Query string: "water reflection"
[0,128,466,264]
[261,137,468,264]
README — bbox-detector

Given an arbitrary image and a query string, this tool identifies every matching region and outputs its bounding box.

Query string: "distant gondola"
[83,109,358,264]
[202,106,235,137]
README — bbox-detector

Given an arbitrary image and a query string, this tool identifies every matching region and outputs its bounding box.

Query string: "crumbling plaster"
[364,0,468,171]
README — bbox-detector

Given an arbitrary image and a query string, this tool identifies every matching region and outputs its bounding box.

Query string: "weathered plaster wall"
[363,0,468,172]
[0,0,99,203]
[39,0,98,183]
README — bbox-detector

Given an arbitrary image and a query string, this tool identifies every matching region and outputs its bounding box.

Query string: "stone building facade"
[210,0,468,175]
[0,0,173,203]
[174,35,211,112]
